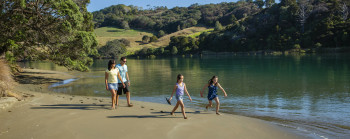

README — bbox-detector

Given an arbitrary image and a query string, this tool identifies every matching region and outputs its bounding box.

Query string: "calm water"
[19,54,350,139]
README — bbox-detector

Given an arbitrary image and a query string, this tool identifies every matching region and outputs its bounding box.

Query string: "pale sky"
[87,0,241,12]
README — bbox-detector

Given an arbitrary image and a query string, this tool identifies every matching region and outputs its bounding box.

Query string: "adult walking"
[116,57,133,107]
[105,60,125,109]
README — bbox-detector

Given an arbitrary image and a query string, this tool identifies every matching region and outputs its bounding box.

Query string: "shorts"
[108,83,118,91]
[117,82,129,95]
[176,95,183,101]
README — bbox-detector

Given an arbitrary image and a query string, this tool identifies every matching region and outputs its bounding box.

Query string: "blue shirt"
[115,64,128,83]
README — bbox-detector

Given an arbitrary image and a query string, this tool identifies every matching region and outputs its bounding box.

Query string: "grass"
[94,26,213,54]
[94,27,154,48]
[94,27,154,38]
[187,28,214,38]
[143,26,212,48]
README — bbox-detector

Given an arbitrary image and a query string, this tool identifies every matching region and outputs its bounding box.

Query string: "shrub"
[294,44,301,49]
[315,42,322,48]
[98,40,126,59]
[171,46,178,55]
[142,35,150,43]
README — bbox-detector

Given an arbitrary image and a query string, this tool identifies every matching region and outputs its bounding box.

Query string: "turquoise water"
[19,54,350,138]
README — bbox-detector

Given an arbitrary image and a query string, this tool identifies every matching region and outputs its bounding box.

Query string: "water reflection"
[19,54,350,138]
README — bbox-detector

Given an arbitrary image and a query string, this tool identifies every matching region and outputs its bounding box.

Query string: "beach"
[0,68,306,139]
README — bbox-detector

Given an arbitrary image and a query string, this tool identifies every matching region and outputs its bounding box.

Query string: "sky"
[87,0,241,12]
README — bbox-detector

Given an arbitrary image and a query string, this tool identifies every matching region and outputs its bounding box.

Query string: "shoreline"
[0,68,306,139]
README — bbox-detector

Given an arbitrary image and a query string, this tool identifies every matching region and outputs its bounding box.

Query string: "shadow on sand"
[107,110,206,119]
[31,104,110,110]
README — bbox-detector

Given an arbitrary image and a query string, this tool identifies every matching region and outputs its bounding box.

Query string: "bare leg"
[171,101,180,115]
[110,90,116,109]
[214,97,220,115]
[206,100,213,110]
[126,92,133,107]
[116,94,119,106]
[179,100,187,119]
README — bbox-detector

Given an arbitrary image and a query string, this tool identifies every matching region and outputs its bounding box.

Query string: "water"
[19,54,350,138]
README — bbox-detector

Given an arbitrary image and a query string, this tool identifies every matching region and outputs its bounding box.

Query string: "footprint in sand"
[141,106,145,108]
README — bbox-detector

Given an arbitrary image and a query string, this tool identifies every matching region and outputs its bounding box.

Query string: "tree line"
[92,1,261,36]
[130,0,349,56]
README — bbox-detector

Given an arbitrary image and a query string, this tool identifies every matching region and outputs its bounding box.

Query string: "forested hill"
[93,0,350,55]
[92,1,259,35]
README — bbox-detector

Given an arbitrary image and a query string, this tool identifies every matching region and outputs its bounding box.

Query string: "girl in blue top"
[169,74,192,119]
[200,76,227,115]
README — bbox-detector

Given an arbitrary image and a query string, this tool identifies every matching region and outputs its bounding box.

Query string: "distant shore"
[0,68,305,139]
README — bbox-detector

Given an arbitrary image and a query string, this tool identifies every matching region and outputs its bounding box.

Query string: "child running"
[168,74,192,119]
[200,76,227,115]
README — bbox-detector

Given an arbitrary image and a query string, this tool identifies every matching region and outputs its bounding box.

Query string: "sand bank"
[0,69,306,139]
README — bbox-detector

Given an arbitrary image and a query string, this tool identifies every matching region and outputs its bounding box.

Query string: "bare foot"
[128,104,133,107]
[170,112,175,116]
[216,113,221,115]
[184,117,187,119]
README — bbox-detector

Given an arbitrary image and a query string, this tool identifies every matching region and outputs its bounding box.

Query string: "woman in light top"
[168,74,192,119]
[105,60,125,109]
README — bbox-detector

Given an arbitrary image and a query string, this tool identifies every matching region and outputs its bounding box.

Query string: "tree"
[158,30,166,37]
[171,46,178,55]
[265,0,275,8]
[0,0,98,71]
[150,35,158,42]
[297,0,312,33]
[119,38,130,47]
[177,25,181,31]
[214,21,223,31]
[340,2,348,21]
[121,21,130,30]
[254,0,264,9]
[98,40,126,58]
[142,35,150,43]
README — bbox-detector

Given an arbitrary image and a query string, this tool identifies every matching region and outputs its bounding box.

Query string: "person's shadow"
[107,111,203,119]
[31,104,110,110]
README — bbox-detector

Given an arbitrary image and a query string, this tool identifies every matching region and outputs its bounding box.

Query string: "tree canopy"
[0,0,98,71]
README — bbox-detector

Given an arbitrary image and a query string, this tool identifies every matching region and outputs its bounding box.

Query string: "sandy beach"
[0,69,306,139]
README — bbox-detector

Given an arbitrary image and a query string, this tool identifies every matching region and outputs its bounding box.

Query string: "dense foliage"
[95,0,349,56]
[0,0,98,71]
[92,2,259,34]
[200,0,350,52]
[97,39,127,58]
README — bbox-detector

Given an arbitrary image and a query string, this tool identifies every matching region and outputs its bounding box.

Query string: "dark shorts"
[117,82,129,95]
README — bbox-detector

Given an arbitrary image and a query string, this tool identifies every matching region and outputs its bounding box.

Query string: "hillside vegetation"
[93,0,350,57]
[94,26,212,54]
